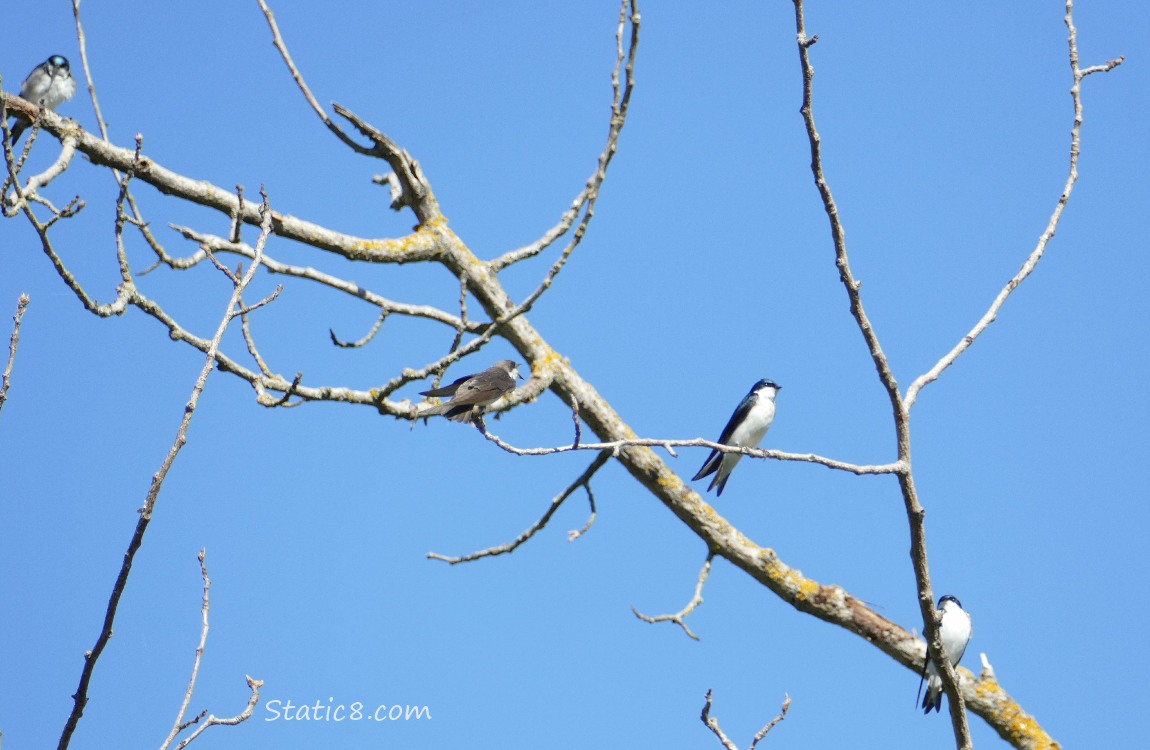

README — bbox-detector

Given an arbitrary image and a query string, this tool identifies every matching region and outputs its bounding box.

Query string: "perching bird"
[918,595,973,714]
[419,360,522,423]
[8,55,77,144]
[692,379,781,496]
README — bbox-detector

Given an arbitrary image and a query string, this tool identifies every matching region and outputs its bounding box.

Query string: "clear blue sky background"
[2,2,1147,748]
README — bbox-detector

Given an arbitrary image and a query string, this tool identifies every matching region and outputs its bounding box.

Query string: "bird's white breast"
[730,394,776,448]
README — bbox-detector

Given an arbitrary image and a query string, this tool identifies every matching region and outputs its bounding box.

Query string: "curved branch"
[490,0,639,274]
[632,552,714,641]
[904,2,1125,411]
[427,450,610,564]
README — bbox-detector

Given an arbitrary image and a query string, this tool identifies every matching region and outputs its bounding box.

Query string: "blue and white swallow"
[9,55,77,144]
[692,379,781,496]
[918,594,973,714]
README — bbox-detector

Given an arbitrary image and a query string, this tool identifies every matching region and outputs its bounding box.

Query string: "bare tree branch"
[0,293,30,417]
[173,675,264,750]
[489,0,640,318]
[57,194,275,750]
[904,1,1125,411]
[477,422,900,475]
[789,2,1121,748]
[155,549,261,750]
[428,450,611,564]
[702,690,789,750]
[701,689,738,750]
[790,0,968,744]
[2,2,1104,746]
[160,550,211,750]
[632,552,714,641]
[750,695,791,750]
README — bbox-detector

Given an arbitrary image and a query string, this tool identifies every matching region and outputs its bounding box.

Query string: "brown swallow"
[419,360,523,422]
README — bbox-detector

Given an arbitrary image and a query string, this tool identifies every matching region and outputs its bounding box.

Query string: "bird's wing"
[692,450,722,481]
[715,392,757,445]
[420,372,475,397]
[450,372,513,407]
[916,649,930,709]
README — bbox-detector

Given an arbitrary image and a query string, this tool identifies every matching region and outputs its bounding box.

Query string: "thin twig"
[0,294,30,417]
[566,477,597,541]
[160,550,213,750]
[255,0,370,156]
[701,690,738,750]
[477,422,901,475]
[330,308,388,349]
[174,675,264,750]
[749,695,791,750]
[490,0,639,274]
[72,0,169,263]
[701,690,790,750]
[428,451,611,564]
[488,0,639,328]
[170,225,482,332]
[632,552,714,641]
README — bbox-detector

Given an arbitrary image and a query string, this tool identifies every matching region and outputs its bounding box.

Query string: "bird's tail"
[418,402,479,423]
[8,119,28,145]
[920,675,943,714]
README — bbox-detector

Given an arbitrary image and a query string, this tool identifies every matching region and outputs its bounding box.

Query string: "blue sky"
[2,2,1147,748]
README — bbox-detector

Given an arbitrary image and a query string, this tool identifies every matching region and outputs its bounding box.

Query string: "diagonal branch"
[427,450,611,564]
[490,0,639,274]
[255,0,366,152]
[57,194,275,750]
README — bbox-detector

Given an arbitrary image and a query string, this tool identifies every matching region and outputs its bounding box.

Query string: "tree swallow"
[8,55,77,144]
[918,594,973,714]
[692,379,781,496]
[418,360,522,423]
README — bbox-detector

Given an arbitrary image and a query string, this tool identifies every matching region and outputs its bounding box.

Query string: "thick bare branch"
[0,94,437,262]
